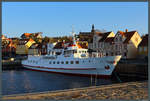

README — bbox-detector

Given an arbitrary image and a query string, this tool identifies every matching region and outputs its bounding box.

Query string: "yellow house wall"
[125,32,142,58]
[107,32,115,37]
[25,40,35,48]
[127,42,138,58]
[28,49,39,55]
[16,45,28,54]
[130,32,142,48]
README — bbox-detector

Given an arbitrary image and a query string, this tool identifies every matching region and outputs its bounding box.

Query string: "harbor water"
[2,67,146,95]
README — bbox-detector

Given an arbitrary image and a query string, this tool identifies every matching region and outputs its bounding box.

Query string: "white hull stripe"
[23,65,96,70]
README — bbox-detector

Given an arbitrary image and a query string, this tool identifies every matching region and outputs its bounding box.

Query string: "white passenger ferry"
[22,32,121,78]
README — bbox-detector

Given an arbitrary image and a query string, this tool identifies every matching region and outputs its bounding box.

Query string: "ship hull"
[22,55,121,78]
[25,67,111,78]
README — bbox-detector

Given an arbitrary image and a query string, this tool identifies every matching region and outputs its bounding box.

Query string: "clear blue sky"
[2,2,148,38]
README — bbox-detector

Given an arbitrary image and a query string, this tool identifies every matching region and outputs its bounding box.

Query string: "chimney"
[125,29,128,33]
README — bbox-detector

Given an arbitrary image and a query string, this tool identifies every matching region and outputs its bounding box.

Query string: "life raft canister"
[105,65,110,70]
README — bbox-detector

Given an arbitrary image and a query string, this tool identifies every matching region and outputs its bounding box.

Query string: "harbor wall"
[114,63,148,79]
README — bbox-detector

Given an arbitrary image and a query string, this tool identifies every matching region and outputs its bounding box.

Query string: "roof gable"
[138,34,148,47]
[99,31,112,42]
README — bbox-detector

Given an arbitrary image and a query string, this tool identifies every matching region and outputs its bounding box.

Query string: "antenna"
[71,25,76,46]
[72,25,75,36]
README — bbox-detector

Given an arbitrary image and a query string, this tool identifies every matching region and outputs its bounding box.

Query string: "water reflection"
[2,69,115,95]
[22,72,33,93]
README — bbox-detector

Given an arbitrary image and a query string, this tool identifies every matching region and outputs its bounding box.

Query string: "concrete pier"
[2,60,23,70]
[2,81,148,100]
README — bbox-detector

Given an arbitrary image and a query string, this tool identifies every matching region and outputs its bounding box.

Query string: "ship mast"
[72,26,77,46]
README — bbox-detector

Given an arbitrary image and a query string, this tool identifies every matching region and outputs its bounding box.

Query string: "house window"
[124,52,127,56]
[135,37,138,43]
[111,52,113,56]
[120,37,122,41]
[124,45,127,49]
[116,38,118,42]
[139,47,142,52]
[116,45,118,49]
[144,47,147,51]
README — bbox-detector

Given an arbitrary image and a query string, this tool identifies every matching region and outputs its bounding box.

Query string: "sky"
[2,2,148,38]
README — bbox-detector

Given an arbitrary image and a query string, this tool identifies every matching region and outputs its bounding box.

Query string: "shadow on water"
[2,69,147,95]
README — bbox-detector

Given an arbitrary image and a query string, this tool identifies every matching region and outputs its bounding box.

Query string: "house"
[2,35,7,40]
[28,43,39,55]
[138,34,148,58]
[95,31,115,52]
[38,42,48,55]
[2,39,16,57]
[78,24,96,49]
[79,24,110,50]
[112,29,142,58]
[16,38,35,55]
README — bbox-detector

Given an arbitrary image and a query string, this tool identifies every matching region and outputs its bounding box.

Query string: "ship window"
[53,61,55,64]
[89,60,91,62]
[57,61,59,64]
[61,61,64,64]
[76,61,79,64]
[49,61,51,64]
[70,61,74,64]
[66,61,68,64]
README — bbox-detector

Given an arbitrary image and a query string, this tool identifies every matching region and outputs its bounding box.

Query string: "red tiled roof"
[24,33,32,37]
[99,32,112,42]
[117,30,136,44]
[123,31,136,44]
[139,34,148,47]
